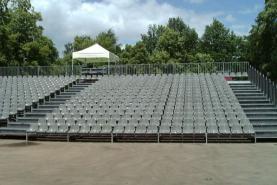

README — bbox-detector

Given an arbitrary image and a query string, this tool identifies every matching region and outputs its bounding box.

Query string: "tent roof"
[72,43,119,62]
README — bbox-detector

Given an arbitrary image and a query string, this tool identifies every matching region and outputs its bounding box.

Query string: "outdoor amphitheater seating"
[28,73,254,138]
[0,76,77,120]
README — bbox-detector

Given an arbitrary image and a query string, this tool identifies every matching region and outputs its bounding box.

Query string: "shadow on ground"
[0,141,40,148]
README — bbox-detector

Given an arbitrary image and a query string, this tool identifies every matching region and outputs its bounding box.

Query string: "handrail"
[248,65,277,106]
[0,62,250,77]
[0,65,82,76]
[108,62,250,76]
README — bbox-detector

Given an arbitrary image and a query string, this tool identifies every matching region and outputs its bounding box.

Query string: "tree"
[96,29,120,54]
[141,24,165,54]
[201,19,233,62]
[167,17,198,54]
[120,42,149,64]
[249,0,277,80]
[0,0,58,66]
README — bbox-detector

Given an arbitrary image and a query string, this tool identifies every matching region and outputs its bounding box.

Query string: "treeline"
[0,0,276,80]
[0,0,58,66]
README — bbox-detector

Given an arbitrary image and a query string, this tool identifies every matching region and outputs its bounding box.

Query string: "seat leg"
[25,132,28,144]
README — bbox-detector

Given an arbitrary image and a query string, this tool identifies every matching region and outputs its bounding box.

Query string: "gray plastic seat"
[28,123,38,133]
[48,124,58,133]
[135,125,147,134]
[207,125,218,134]
[58,124,68,133]
[218,125,231,134]
[139,119,149,125]
[79,124,90,134]
[172,118,183,126]
[242,125,255,134]
[183,118,193,125]
[101,125,112,133]
[68,124,80,133]
[159,125,170,134]
[194,125,206,134]
[161,118,172,126]
[147,125,158,134]
[171,125,182,134]
[37,123,48,133]
[230,125,243,134]
[182,124,193,134]
[113,125,124,134]
[90,125,102,134]
[124,125,135,134]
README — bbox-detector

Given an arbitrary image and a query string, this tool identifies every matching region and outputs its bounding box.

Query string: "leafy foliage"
[0,0,58,66]
[249,0,277,80]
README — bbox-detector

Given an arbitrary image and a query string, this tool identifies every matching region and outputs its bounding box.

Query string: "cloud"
[184,0,205,4]
[225,14,235,22]
[239,4,262,14]
[31,0,221,55]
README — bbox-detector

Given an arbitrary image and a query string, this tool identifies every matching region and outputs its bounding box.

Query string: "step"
[241,104,275,108]
[55,95,72,99]
[232,90,262,93]
[246,112,277,118]
[0,127,27,134]
[38,105,59,109]
[238,99,271,104]
[252,121,277,126]
[230,85,256,88]
[66,89,83,93]
[243,107,277,112]
[253,125,277,131]
[231,87,258,90]
[17,117,40,123]
[24,112,46,118]
[234,93,264,97]
[236,96,268,100]
[255,131,277,138]
[32,108,53,113]
[74,85,89,88]
[50,98,69,102]
[7,122,30,129]
[44,101,65,105]
[249,117,277,122]
[60,92,77,96]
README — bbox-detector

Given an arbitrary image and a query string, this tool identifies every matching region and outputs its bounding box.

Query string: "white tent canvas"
[72,43,119,62]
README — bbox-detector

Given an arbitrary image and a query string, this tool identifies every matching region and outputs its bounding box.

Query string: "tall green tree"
[249,0,277,80]
[96,29,121,54]
[0,0,58,66]
[141,24,165,54]
[201,19,233,62]
[120,42,149,64]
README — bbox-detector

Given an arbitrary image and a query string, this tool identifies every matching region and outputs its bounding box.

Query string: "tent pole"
[108,58,110,75]
[71,58,73,76]
[71,44,74,76]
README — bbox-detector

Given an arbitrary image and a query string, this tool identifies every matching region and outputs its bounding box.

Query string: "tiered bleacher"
[0,76,77,122]
[28,74,254,142]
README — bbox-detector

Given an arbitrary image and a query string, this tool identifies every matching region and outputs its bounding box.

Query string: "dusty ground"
[0,140,277,185]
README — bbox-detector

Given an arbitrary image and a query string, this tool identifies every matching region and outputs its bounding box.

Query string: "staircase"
[230,81,277,141]
[0,79,95,136]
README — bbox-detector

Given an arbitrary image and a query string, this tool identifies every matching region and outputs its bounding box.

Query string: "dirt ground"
[0,140,277,185]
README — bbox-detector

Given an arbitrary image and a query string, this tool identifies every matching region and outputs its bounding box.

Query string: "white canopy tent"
[72,43,119,74]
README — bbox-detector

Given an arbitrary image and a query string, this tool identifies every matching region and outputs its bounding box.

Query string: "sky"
[31,0,264,55]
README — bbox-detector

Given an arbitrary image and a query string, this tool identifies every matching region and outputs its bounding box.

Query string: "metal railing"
[248,65,277,106]
[109,62,249,75]
[0,62,249,76]
[0,65,82,76]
